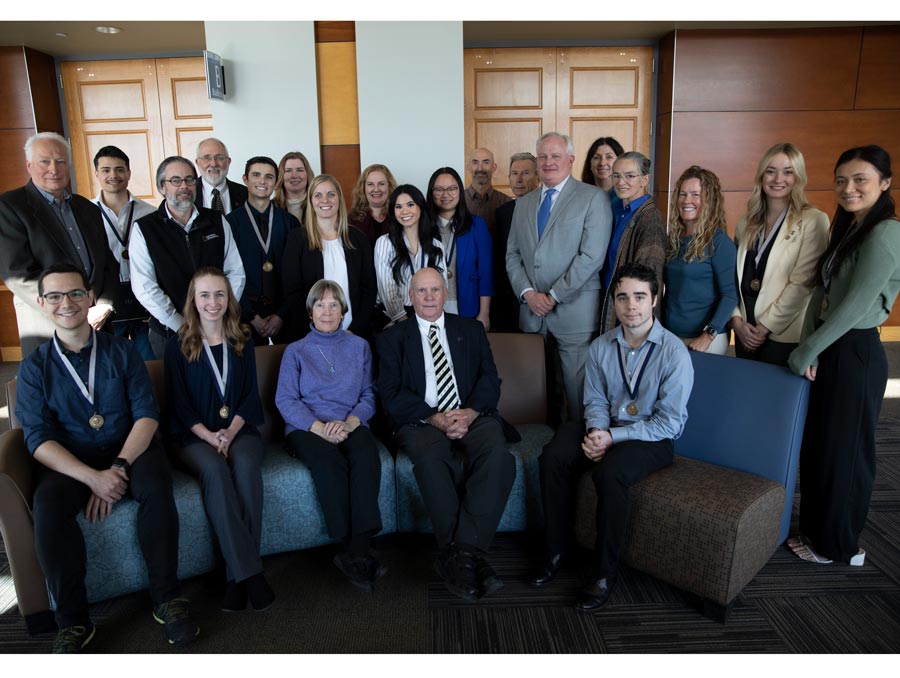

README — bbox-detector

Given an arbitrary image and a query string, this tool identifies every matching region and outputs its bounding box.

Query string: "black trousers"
[799,328,887,562]
[396,416,515,552]
[286,426,383,541]
[539,421,674,578]
[32,439,180,628]
[735,337,797,367]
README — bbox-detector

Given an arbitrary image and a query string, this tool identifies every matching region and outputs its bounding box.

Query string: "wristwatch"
[111,457,131,476]
[702,325,718,339]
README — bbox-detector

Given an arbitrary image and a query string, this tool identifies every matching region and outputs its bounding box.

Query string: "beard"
[166,192,194,212]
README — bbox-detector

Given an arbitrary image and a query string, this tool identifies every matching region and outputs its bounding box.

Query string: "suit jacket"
[194,178,248,214]
[490,200,519,332]
[454,215,494,319]
[0,181,119,354]
[376,313,501,429]
[281,225,377,341]
[732,207,829,344]
[505,178,612,335]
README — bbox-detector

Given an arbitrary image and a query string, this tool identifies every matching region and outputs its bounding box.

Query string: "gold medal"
[749,278,760,292]
[262,261,274,273]
[821,296,829,313]
[219,405,230,419]
[626,402,639,416]
[447,270,454,279]
[89,413,105,429]
[121,248,129,260]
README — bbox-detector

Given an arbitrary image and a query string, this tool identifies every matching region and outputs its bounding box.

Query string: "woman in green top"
[788,145,899,567]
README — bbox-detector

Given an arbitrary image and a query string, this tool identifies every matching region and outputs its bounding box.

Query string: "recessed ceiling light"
[95,26,123,34]
[56,32,68,38]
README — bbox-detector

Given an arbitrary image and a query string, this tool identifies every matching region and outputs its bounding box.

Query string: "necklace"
[317,346,335,373]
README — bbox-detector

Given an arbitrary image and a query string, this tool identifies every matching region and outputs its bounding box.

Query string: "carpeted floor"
[3,354,900,653]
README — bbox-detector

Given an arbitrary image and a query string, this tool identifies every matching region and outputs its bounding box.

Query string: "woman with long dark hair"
[788,145,900,567]
[164,267,273,611]
[373,185,445,327]
[580,136,625,196]
[425,167,493,328]
[730,143,829,366]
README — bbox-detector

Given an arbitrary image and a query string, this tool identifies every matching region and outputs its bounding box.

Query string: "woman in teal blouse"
[788,145,900,567]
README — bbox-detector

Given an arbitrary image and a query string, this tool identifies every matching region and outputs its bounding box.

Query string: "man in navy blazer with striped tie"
[377,267,515,602]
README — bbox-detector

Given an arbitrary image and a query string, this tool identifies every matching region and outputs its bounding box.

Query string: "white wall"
[356,22,465,191]
[203,22,321,181]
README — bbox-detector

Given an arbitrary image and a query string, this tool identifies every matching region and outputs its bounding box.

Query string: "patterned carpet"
[2,416,900,653]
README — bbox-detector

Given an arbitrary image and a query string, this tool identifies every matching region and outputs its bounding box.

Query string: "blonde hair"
[667,166,728,262]
[273,151,315,210]
[178,267,250,362]
[743,142,812,245]
[349,164,398,223]
[303,175,354,251]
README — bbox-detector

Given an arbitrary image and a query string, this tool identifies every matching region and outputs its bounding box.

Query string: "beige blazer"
[732,206,829,344]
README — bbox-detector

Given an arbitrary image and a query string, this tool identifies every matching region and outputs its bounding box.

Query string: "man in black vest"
[129,156,246,359]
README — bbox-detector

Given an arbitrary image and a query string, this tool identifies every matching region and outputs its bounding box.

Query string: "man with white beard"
[194,137,248,214]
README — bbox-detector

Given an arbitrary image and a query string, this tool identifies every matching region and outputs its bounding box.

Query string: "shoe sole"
[152,611,200,645]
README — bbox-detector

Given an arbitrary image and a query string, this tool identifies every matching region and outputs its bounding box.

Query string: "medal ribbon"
[100,201,136,250]
[616,340,657,403]
[753,208,788,268]
[201,337,230,402]
[244,203,274,257]
[53,330,98,409]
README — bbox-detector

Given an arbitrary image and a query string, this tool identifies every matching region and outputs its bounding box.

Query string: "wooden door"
[464,46,654,194]
[62,57,209,203]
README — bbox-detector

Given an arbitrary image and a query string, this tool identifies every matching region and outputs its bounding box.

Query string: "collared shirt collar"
[55,328,94,359]
[35,183,71,205]
[466,185,494,201]
[164,201,200,230]
[416,312,446,334]
[541,175,570,200]
[93,191,135,211]
[616,193,651,219]
[613,317,664,351]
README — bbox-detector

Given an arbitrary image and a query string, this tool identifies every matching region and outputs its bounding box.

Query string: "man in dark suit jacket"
[377,267,515,602]
[0,132,119,355]
[194,137,248,214]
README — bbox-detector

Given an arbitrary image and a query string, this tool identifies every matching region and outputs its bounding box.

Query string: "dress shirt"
[34,185,92,276]
[584,319,693,444]
[16,331,159,460]
[93,192,156,281]
[129,204,246,331]
[374,233,447,324]
[464,185,511,237]
[200,178,232,212]
[604,193,651,290]
[415,312,461,409]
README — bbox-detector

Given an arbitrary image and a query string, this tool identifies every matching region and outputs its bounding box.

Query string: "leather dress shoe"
[475,555,504,597]
[434,546,479,602]
[575,576,616,611]
[529,553,562,587]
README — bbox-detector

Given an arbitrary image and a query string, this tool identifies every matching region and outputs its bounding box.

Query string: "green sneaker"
[52,623,96,653]
[152,597,199,646]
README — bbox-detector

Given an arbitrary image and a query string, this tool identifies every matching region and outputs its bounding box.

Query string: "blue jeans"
[112,319,154,361]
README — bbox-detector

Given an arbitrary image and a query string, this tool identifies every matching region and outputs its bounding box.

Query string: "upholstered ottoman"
[574,454,784,618]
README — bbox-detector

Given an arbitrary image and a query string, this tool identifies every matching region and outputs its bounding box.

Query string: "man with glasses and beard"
[128,156,245,358]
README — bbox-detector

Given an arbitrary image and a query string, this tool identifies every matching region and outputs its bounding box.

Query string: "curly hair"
[349,164,398,224]
[178,267,250,362]
[667,165,728,262]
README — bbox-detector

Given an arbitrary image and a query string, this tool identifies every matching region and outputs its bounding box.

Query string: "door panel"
[156,57,212,164]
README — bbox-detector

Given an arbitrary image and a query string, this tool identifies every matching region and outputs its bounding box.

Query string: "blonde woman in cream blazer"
[730,143,829,366]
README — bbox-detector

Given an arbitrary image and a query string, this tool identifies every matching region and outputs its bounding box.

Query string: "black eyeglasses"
[41,289,88,304]
[163,176,197,187]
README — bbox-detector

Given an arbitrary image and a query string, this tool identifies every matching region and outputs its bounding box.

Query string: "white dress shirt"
[415,312,460,409]
[93,192,156,282]
[200,178,232,212]
[129,204,246,332]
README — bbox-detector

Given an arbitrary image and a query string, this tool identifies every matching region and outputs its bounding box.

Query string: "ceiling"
[0,20,890,59]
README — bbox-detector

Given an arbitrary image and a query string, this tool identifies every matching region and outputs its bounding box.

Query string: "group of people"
[1,128,897,651]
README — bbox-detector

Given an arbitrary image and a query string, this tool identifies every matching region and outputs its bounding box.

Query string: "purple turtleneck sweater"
[275,326,376,435]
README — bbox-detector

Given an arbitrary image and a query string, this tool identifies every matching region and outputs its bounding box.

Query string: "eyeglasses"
[41,289,88,304]
[163,176,197,187]
[197,154,228,163]
[612,173,642,183]
[432,186,460,196]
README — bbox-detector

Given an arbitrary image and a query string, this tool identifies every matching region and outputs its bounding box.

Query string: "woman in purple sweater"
[275,279,385,591]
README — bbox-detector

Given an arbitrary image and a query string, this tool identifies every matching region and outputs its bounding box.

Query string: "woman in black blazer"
[282,175,376,342]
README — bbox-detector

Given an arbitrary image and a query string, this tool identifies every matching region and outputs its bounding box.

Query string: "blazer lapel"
[25,182,77,259]
[445,315,469,399]
[541,178,575,238]
[403,319,428,397]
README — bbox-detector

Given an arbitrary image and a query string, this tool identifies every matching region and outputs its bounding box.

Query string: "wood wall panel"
[570,118,637,155]
[673,28,862,112]
[475,119,542,191]
[171,78,209,118]
[79,81,147,121]
[24,47,63,133]
[84,131,156,200]
[657,32,675,117]
[315,42,359,146]
[315,21,355,43]
[0,291,18,347]
[856,26,900,110]
[569,67,637,107]
[669,110,900,192]
[321,144,360,207]
[0,129,33,192]
[0,47,33,128]
[176,126,213,160]
[474,69,543,109]
[653,111,672,221]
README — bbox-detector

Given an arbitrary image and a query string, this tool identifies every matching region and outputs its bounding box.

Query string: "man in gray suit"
[506,132,611,421]
[0,132,118,355]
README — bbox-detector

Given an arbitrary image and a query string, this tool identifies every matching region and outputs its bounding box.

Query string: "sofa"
[573,351,810,620]
[0,333,549,635]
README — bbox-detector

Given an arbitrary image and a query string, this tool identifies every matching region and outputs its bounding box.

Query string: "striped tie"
[211,187,224,213]
[429,324,460,412]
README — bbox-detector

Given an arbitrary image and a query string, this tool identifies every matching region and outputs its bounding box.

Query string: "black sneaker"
[153,597,199,646]
[334,551,375,592]
[51,622,95,653]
